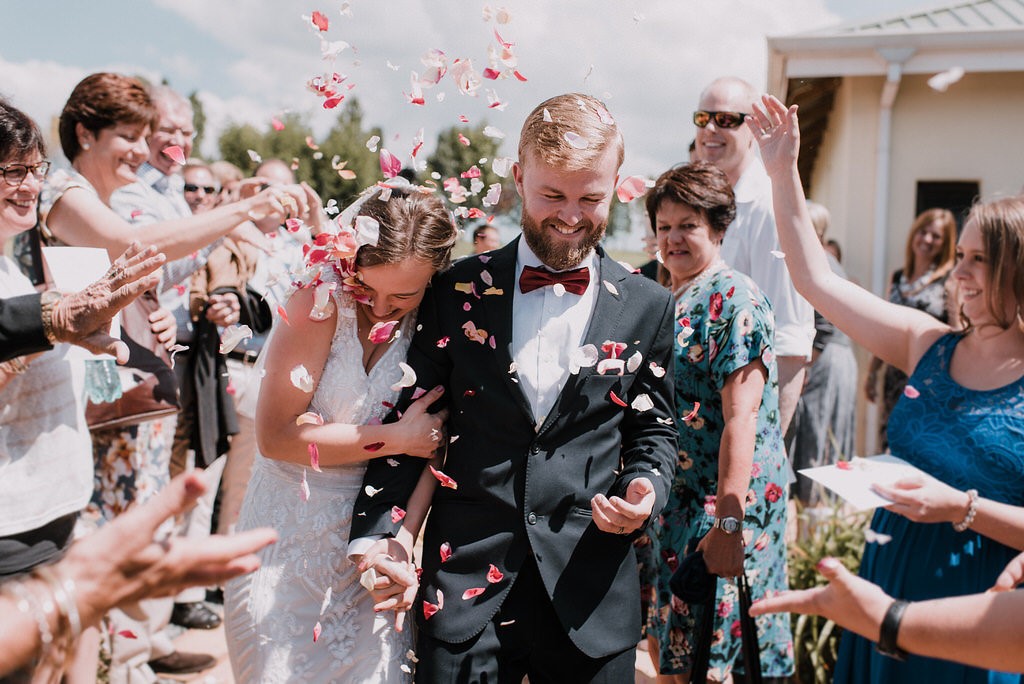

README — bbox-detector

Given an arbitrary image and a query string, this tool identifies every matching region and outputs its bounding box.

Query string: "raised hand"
[992,551,1024,592]
[591,476,656,535]
[50,242,165,363]
[745,94,801,178]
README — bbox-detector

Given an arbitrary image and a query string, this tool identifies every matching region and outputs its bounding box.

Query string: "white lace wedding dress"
[224,293,415,683]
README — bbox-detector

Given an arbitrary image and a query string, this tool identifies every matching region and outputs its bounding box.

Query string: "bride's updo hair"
[354,187,458,272]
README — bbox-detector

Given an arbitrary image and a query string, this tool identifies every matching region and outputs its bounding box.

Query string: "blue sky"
[0,0,936,176]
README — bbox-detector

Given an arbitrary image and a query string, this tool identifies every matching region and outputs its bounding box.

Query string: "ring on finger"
[617,525,625,534]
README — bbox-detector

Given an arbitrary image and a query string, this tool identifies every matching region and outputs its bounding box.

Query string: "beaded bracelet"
[953,488,979,532]
[5,578,55,664]
[34,565,82,644]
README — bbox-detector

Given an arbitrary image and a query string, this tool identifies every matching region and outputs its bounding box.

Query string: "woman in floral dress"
[644,162,793,682]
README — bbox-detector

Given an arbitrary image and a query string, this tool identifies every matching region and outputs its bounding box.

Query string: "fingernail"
[434,385,444,392]
[817,557,839,571]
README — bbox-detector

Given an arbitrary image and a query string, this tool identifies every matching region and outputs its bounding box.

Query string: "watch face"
[718,517,741,533]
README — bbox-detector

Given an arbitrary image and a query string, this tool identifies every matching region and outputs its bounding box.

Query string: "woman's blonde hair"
[903,208,957,282]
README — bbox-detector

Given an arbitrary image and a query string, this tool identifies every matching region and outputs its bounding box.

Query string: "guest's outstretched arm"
[749,95,951,376]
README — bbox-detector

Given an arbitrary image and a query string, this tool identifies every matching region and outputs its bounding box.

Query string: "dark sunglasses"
[693,111,749,129]
[184,183,218,194]
[1,161,51,186]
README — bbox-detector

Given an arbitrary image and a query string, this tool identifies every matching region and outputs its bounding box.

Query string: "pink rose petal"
[462,587,485,600]
[486,564,504,583]
[308,443,321,472]
[162,145,185,165]
[429,465,458,490]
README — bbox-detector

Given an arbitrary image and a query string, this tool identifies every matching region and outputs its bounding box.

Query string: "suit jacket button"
[527,512,538,525]
[530,445,539,455]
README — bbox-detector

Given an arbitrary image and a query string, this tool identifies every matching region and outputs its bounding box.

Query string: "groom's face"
[513,146,618,271]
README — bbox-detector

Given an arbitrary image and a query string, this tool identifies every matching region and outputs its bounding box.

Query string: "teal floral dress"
[647,267,794,679]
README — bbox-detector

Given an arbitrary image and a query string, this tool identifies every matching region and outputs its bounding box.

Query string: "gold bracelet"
[40,290,64,345]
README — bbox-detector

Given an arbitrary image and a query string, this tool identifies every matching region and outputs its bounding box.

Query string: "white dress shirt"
[512,238,600,427]
[720,159,815,359]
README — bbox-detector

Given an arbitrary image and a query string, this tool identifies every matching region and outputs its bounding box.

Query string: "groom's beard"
[520,205,605,271]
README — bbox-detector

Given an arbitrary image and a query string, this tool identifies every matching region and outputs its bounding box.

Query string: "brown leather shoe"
[148,651,217,676]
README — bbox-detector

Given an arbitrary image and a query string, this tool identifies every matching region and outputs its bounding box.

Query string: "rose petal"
[682,402,701,422]
[436,336,450,348]
[312,621,322,643]
[597,358,625,376]
[319,587,332,615]
[391,506,406,523]
[277,305,291,326]
[626,351,642,373]
[649,362,666,378]
[380,148,402,179]
[563,132,588,149]
[299,469,310,501]
[491,156,513,178]
[290,364,315,393]
[440,542,452,563]
[631,393,654,412]
[311,10,329,31]
[462,587,486,600]
[770,250,786,259]
[219,324,253,354]
[391,362,417,391]
[423,600,439,619]
[903,385,920,399]
[296,412,325,426]
[364,442,385,452]
[616,175,647,203]
[569,344,599,374]
[117,630,138,639]
[162,145,185,166]
[429,465,458,490]
[308,443,321,472]
[272,117,285,131]
[603,280,619,296]
[609,390,628,407]
[369,320,399,344]
[364,485,382,497]
[486,564,504,583]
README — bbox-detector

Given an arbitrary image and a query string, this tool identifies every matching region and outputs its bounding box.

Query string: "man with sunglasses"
[182,163,220,214]
[694,77,814,437]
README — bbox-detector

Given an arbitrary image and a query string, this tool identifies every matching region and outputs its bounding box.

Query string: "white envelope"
[798,454,926,511]
[41,246,117,360]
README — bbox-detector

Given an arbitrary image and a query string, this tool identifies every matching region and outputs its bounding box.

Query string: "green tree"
[315,99,383,207]
[188,91,206,153]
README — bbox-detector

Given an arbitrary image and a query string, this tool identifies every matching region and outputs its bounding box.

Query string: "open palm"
[746,94,801,178]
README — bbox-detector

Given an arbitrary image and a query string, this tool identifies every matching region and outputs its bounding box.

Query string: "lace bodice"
[309,292,415,433]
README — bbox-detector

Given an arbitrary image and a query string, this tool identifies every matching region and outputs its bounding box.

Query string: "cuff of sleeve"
[774,325,814,360]
[347,535,384,561]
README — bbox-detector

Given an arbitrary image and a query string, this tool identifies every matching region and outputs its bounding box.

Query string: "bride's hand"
[358,538,419,631]
[395,385,449,458]
[745,94,800,179]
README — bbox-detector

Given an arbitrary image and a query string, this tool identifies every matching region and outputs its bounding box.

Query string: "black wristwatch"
[876,599,910,660]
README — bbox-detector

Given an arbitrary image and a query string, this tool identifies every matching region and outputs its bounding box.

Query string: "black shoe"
[170,602,222,630]
[148,651,217,675]
[206,587,224,605]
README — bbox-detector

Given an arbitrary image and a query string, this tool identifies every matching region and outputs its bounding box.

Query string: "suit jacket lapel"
[536,247,629,438]
[478,237,536,426]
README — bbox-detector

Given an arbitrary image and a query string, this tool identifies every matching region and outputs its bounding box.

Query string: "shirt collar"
[137,162,184,196]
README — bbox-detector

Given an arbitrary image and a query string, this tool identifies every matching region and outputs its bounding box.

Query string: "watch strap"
[876,598,910,660]
[40,290,63,345]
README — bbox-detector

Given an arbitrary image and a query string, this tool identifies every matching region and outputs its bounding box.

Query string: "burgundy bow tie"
[519,265,590,295]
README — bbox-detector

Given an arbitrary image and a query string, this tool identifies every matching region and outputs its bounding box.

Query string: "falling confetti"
[219,324,253,354]
[290,365,315,393]
[162,145,185,165]
[391,362,417,391]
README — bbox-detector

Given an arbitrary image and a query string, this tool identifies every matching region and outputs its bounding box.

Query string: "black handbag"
[668,550,763,684]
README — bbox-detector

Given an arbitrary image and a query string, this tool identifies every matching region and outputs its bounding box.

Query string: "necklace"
[672,259,726,300]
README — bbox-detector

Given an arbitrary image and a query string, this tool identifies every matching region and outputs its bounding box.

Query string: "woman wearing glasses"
[752,94,1024,684]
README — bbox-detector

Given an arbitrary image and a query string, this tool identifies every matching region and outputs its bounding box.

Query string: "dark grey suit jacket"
[351,239,678,658]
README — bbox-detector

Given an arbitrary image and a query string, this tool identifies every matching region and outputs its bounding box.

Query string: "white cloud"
[2,0,841,175]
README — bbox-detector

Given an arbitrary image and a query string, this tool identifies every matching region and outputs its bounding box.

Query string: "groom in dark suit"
[351,93,677,682]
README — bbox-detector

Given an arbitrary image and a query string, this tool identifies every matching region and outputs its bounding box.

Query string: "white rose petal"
[626,351,642,373]
[219,324,253,354]
[390,362,417,391]
[290,364,315,393]
[631,394,654,412]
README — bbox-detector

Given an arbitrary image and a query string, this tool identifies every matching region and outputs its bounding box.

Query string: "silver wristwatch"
[712,515,742,534]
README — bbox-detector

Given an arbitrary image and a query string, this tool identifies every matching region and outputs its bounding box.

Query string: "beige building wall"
[800,69,1024,456]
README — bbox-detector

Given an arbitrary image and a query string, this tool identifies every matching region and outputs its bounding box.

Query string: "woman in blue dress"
[750,94,1024,683]
[644,162,794,682]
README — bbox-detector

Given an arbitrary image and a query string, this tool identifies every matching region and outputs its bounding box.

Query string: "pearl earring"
[82,143,91,150]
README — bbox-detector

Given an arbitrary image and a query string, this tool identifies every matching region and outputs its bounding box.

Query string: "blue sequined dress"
[835,333,1024,684]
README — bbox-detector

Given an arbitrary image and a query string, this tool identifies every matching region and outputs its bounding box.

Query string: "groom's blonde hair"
[518,93,624,171]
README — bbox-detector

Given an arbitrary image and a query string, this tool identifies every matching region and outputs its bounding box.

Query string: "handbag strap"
[689,581,716,683]
[737,571,764,684]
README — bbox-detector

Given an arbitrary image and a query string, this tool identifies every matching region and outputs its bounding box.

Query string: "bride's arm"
[256,287,446,467]
[393,458,440,554]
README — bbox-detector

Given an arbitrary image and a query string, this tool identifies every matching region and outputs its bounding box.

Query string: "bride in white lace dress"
[224,185,457,683]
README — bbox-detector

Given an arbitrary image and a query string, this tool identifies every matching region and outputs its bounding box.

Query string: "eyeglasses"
[693,111,749,129]
[184,183,217,194]
[1,161,51,186]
